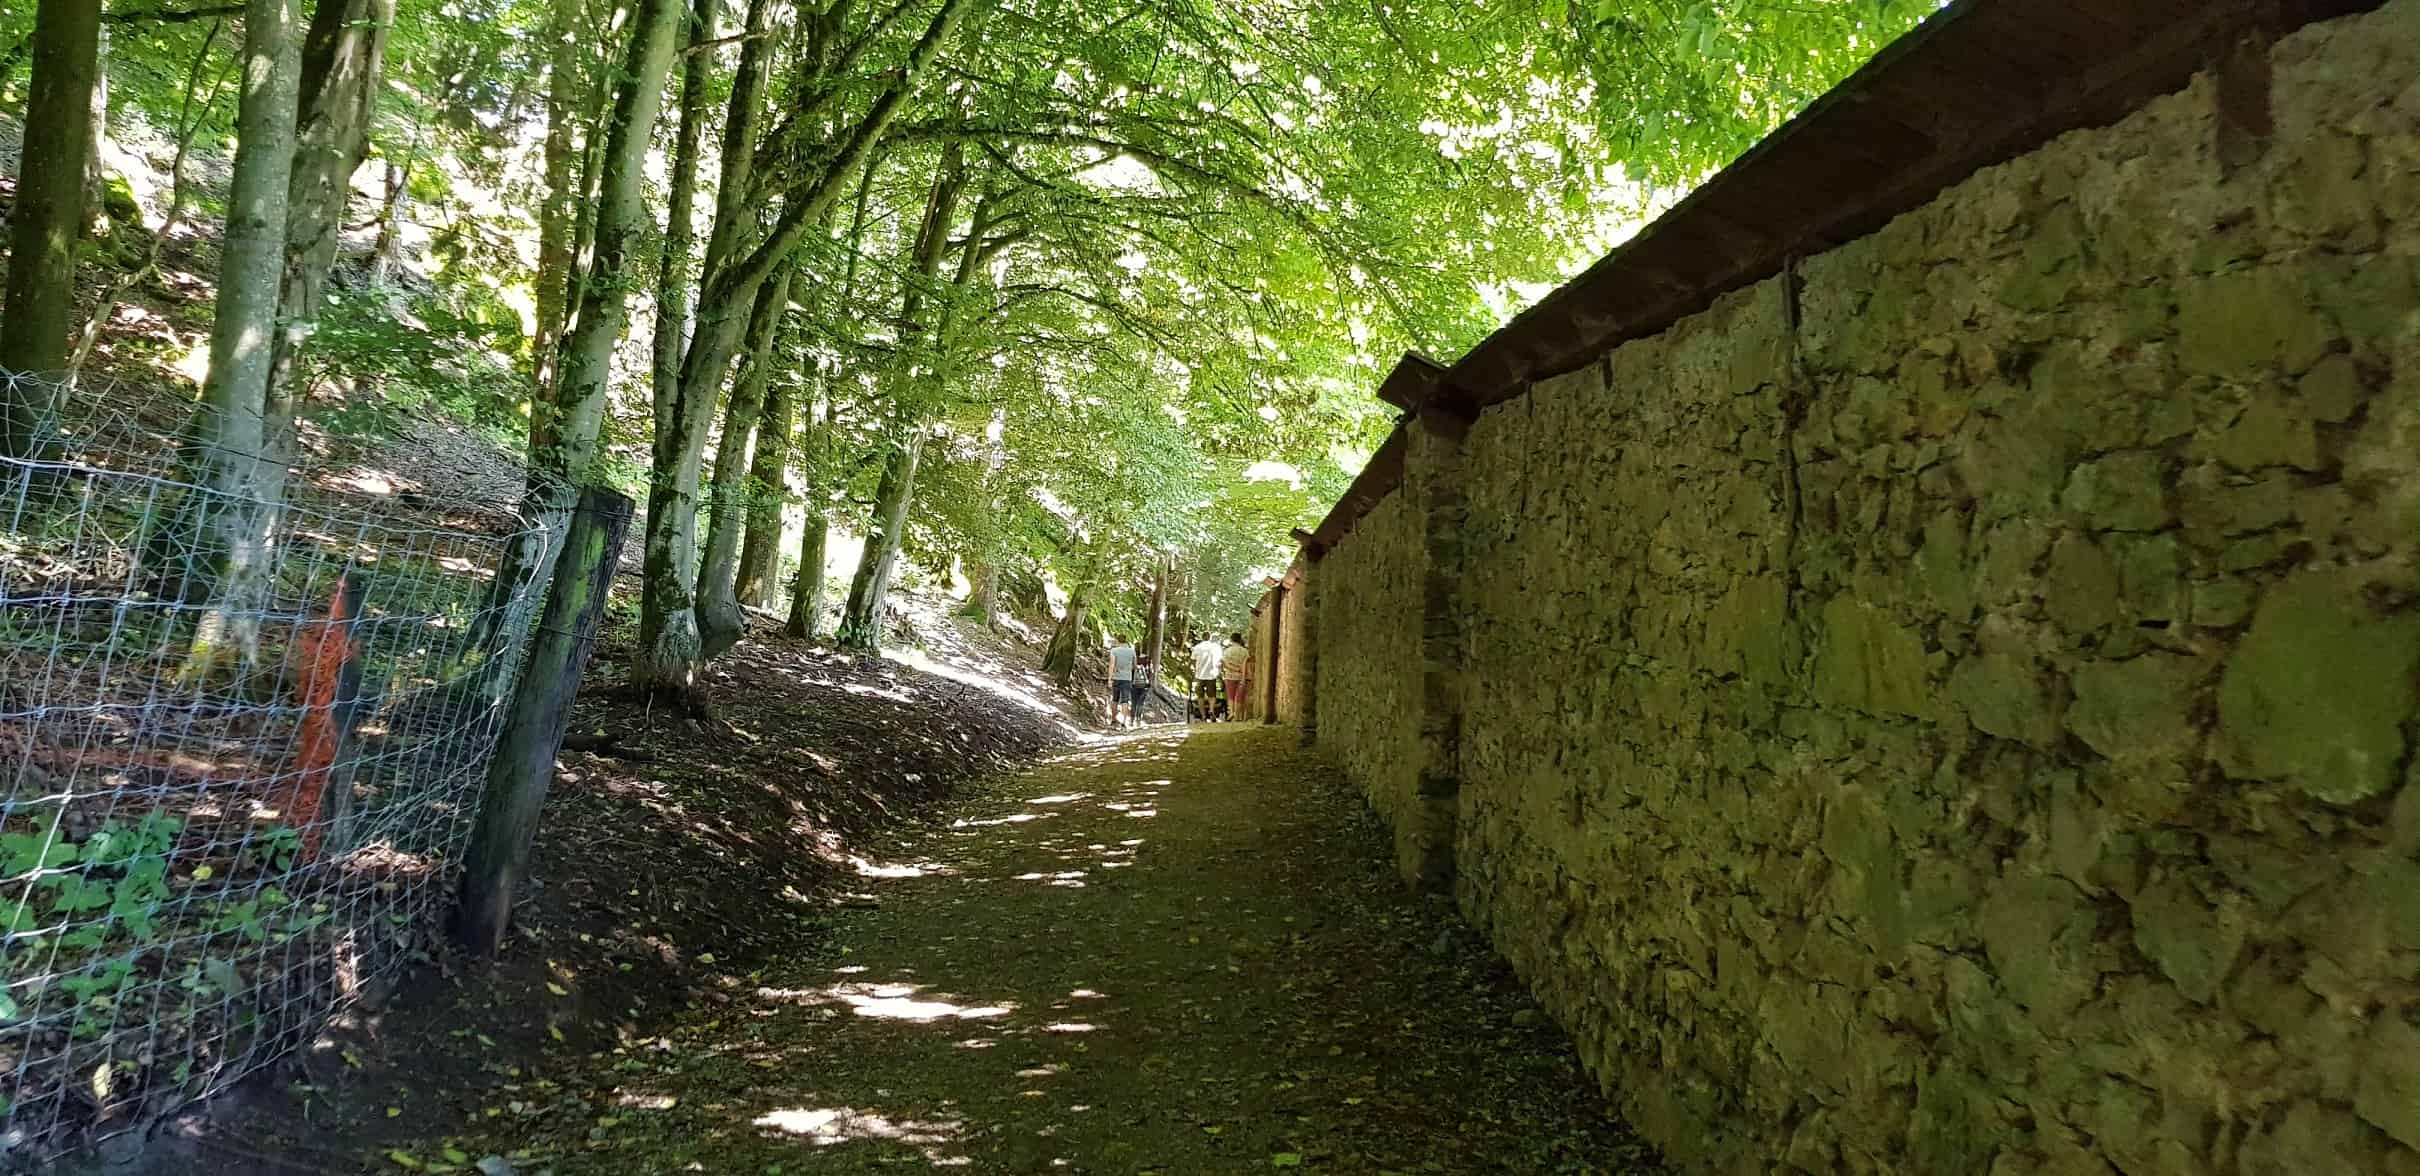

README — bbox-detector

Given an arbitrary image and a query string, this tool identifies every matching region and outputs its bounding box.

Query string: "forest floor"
[113,599,1095,1175]
[299,726,1663,1175]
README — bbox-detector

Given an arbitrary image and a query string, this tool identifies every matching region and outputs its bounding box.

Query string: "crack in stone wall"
[1296,3,2420,1170]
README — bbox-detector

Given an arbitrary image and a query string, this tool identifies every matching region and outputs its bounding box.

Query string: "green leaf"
[1272,1154,1305,1168]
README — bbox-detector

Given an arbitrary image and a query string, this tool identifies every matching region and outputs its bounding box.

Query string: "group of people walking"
[1103,630,1250,729]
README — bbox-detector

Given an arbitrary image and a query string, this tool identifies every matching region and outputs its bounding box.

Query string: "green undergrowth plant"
[0,807,329,1035]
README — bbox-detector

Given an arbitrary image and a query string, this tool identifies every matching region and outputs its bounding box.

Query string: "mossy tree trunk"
[177,0,302,677]
[784,396,831,640]
[1043,576,1094,688]
[530,0,584,400]
[696,266,792,660]
[265,0,392,425]
[665,0,980,529]
[489,0,681,657]
[836,428,927,651]
[0,0,102,459]
[632,0,780,698]
[833,147,974,652]
[734,367,793,609]
[617,0,717,701]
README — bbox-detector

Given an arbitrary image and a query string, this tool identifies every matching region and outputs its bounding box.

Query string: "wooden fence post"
[456,485,633,956]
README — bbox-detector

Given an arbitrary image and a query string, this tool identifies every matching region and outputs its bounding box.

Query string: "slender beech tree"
[637,0,980,690]
[1042,546,1099,687]
[836,165,1020,650]
[783,392,833,640]
[523,0,686,567]
[177,0,303,675]
[696,264,792,658]
[836,145,966,650]
[0,0,102,460]
[529,0,585,397]
[265,0,393,426]
[733,354,795,609]
[762,160,875,624]
[631,0,740,696]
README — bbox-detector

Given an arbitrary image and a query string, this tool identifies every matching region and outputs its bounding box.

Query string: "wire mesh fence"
[0,378,551,1164]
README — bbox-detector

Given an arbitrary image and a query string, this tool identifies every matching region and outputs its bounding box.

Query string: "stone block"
[2358,1016,2420,1151]
[1979,876,2100,1019]
[2068,653,2207,761]
[2218,569,2420,802]
[2044,535,2122,635]
[2128,871,2243,1004]
[1812,597,1939,720]
[2061,451,2174,531]
[1950,650,2063,747]
[2177,266,2337,378]
[2209,395,2326,472]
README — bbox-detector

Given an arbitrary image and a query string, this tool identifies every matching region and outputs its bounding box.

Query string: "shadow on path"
[428,727,1664,1173]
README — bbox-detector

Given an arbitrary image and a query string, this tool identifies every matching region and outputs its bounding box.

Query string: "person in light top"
[1220,632,1250,721]
[1189,631,1225,722]
[1107,634,1140,729]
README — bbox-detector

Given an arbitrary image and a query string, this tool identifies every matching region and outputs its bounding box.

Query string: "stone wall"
[1239,589,1279,723]
[1274,559,1312,727]
[1283,3,2420,1171]
[1310,489,1429,877]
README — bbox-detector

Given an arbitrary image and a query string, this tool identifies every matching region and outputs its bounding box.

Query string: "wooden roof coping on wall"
[1310,424,1408,550]
[1294,0,2384,551]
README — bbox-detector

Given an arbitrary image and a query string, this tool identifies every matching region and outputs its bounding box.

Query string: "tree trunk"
[266,0,393,421]
[530,0,582,397]
[82,26,109,240]
[835,428,925,652]
[176,0,302,677]
[519,0,683,571]
[368,157,408,285]
[626,0,725,702]
[0,0,102,459]
[733,321,795,609]
[783,397,830,640]
[696,265,790,660]
[1043,578,1093,688]
[827,145,970,655]
[1143,550,1168,673]
[646,0,714,427]
[667,0,978,480]
[975,553,1000,630]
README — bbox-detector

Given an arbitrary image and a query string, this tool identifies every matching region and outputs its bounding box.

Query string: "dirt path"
[386,726,1663,1174]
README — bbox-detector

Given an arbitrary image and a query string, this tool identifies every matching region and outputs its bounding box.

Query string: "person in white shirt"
[1189,632,1225,722]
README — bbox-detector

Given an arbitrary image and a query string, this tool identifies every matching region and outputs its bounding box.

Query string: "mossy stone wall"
[1305,4,2420,1170]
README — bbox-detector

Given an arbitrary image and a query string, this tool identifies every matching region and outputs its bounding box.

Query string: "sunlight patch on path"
[754,1105,966,1159]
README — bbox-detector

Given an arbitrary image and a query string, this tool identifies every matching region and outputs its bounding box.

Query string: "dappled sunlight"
[753,1105,966,1156]
[955,811,1053,827]
[883,645,1078,725]
[851,855,946,879]
[843,987,1016,1022]
[754,976,1018,1024]
[836,680,920,704]
[1010,870,1089,888]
